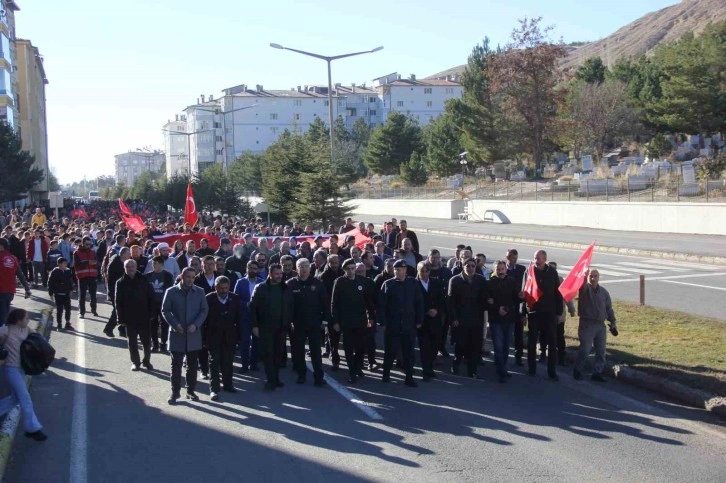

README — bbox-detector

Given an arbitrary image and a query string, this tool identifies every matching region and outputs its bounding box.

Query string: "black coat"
[106,255,126,300]
[204,292,242,350]
[286,276,331,330]
[194,272,217,295]
[331,275,376,329]
[317,266,343,299]
[487,275,522,324]
[394,230,420,253]
[250,280,294,332]
[115,272,155,326]
[377,277,424,332]
[529,265,563,316]
[48,267,74,296]
[417,277,446,329]
[447,273,489,327]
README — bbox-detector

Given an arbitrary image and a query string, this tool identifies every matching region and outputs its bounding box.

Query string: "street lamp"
[459,151,468,176]
[270,43,383,170]
[193,104,258,174]
[161,129,213,178]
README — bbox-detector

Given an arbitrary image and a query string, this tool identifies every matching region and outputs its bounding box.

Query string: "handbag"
[20,333,56,375]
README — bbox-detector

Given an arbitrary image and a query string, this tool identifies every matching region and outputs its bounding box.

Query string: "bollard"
[640,275,645,305]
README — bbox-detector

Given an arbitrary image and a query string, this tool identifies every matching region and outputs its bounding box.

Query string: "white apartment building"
[162,116,189,177]
[115,150,165,187]
[372,72,463,125]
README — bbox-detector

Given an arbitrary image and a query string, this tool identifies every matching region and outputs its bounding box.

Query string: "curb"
[0,308,53,482]
[413,227,726,266]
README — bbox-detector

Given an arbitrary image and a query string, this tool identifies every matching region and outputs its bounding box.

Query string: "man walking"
[317,254,343,368]
[416,261,446,382]
[205,277,241,401]
[526,250,563,381]
[104,247,131,338]
[573,270,617,382]
[145,256,174,353]
[73,236,98,318]
[287,258,330,386]
[115,259,156,371]
[47,257,75,331]
[505,249,527,366]
[233,260,263,373]
[379,260,424,387]
[162,267,209,404]
[488,261,522,383]
[250,264,294,391]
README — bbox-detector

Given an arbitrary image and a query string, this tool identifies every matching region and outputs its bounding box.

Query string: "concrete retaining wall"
[348,198,726,235]
[348,199,467,220]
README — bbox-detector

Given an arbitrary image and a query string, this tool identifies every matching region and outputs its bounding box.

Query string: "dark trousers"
[383,327,416,378]
[342,327,366,377]
[126,322,151,366]
[514,316,525,360]
[171,350,199,394]
[209,346,235,392]
[539,322,566,361]
[453,324,483,376]
[239,318,258,368]
[286,327,295,369]
[491,322,513,377]
[293,326,323,382]
[439,318,451,354]
[150,308,168,348]
[21,262,32,282]
[78,278,97,316]
[31,261,47,286]
[365,324,378,366]
[199,347,209,376]
[260,329,285,384]
[328,327,341,366]
[54,295,71,325]
[0,292,12,327]
[528,312,558,377]
[417,321,441,376]
[104,294,118,332]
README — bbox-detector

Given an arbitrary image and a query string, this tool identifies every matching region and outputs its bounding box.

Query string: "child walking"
[48,257,75,331]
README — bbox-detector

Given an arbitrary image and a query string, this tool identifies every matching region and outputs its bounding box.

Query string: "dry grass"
[564,301,726,396]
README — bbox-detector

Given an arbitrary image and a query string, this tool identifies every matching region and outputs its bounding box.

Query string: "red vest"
[74,248,98,280]
[0,251,19,294]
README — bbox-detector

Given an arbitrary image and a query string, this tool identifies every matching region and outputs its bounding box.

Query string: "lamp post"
[270,43,383,170]
[161,129,213,179]
[193,104,258,174]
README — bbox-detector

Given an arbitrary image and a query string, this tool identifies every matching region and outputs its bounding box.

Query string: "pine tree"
[400,152,428,186]
[0,122,44,202]
[363,112,422,175]
[423,111,462,176]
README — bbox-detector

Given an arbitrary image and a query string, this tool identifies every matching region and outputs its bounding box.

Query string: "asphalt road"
[5,295,726,483]
[357,215,726,320]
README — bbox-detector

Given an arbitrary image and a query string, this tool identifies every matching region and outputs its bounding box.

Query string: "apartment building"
[162,116,189,177]
[115,150,165,187]
[372,72,463,125]
[0,1,19,127]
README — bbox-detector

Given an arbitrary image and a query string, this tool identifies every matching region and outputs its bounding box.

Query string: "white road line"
[655,260,722,271]
[308,362,383,420]
[618,261,687,272]
[587,267,634,277]
[658,280,726,291]
[600,272,726,284]
[70,317,88,483]
[592,263,662,275]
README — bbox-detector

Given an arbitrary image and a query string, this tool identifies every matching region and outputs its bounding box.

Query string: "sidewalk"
[356,214,726,263]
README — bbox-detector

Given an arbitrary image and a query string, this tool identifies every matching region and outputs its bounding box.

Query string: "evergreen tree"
[363,112,422,175]
[305,117,328,145]
[423,111,462,177]
[400,152,428,186]
[262,132,312,221]
[228,152,265,194]
[0,122,44,202]
[576,57,606,84]
[199,164,252,217]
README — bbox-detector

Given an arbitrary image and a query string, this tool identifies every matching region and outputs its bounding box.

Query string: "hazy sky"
[17,0,678,184]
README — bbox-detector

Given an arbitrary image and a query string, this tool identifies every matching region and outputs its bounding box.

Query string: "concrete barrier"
[347,199,466,220]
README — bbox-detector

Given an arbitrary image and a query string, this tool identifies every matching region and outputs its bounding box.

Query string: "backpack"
[20,333,56,375]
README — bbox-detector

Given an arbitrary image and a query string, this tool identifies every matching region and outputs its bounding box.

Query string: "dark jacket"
[106,255,126,300]
[447,273,489,327]
[429,265,453,291]
[317,266,343,299]
[331,275,376,329]
[394,230,420,254]
[377,276,424,332]
[48,267,74,297]
[115,272,155,326]
[204,292,242,350]
[194,272,217,295]
[417,277,446,329]
[374,272,393,294]
[286,276,331,330]
[529,265,564,316]
[144,270,174,308]
[249,280,294,332]
[487,274,522,324]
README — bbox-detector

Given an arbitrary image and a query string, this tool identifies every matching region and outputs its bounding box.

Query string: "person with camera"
[573,269,618,382]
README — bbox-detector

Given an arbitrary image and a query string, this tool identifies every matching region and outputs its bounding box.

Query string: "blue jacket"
[377,276,424,332]
[233,276,265,326]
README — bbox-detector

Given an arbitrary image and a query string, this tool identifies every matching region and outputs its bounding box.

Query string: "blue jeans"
[0,292,13,326]
[491,322,513,377]
[239,318,258,368]
[0,366,43,433]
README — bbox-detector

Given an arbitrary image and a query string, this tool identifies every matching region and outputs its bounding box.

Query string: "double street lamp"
[270,43,383,170]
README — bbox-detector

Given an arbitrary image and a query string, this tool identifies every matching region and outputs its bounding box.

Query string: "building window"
[396,101,404,107]
[445,88,454,94]
[426,101,433,107]
[424,88,432,94]
[369,110,377,116]
[270,127,279,133]
[270,113,278,120]
[294,100,302,107]
[215,135,223,142]
[324,100,329,106]
[216,149,223,155]
[346,108,357,117]
[214,122,221,128]
[369,97,376,103]
[294,113,300,121]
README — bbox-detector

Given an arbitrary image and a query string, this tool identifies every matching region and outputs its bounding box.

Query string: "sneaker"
[201,373,210,381]
[78,313,85,319]
[56,325,63,331]
[64,324,74,331]
[322,351,330,358]
[131,363,141,371]
[167,393,180,405]
[591,373,607,383]
[210,392,220,401]
[186,392,200,401]
[24,430,48,442]
[118,326,127,338]
[573,369,583,380]
[91,310,99,317]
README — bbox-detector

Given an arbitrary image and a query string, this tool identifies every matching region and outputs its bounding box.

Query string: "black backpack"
[20,333,56,375]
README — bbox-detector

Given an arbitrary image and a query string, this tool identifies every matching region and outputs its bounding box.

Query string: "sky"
[16,0,679,184]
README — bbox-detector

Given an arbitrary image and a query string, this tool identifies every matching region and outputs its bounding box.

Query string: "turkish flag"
[122,214,146,233]
[184,183,198,227]
[321,228,372,250]
[70,207,88,219]
[522,262,541,310]
[118,198,133,216]
[558,242,595,302]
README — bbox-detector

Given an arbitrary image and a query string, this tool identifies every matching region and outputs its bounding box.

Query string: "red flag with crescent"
[184,183,198,227]
[118,198,133,216]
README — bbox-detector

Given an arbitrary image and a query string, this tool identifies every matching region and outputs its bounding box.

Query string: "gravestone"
[581,155,593,171]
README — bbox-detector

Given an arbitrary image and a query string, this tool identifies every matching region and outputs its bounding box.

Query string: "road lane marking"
[308,362,383,420]
[600,272,726,284]
[657,260,722,270]
[658,280,726,291]
[593,263,662,275]
[618,262,687,272]
[70,317,88,483]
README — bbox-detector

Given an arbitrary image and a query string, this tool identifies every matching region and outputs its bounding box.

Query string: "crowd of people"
[0,205,618,441]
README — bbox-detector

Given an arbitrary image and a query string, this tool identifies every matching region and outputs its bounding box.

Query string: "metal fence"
[348,178,726,203]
